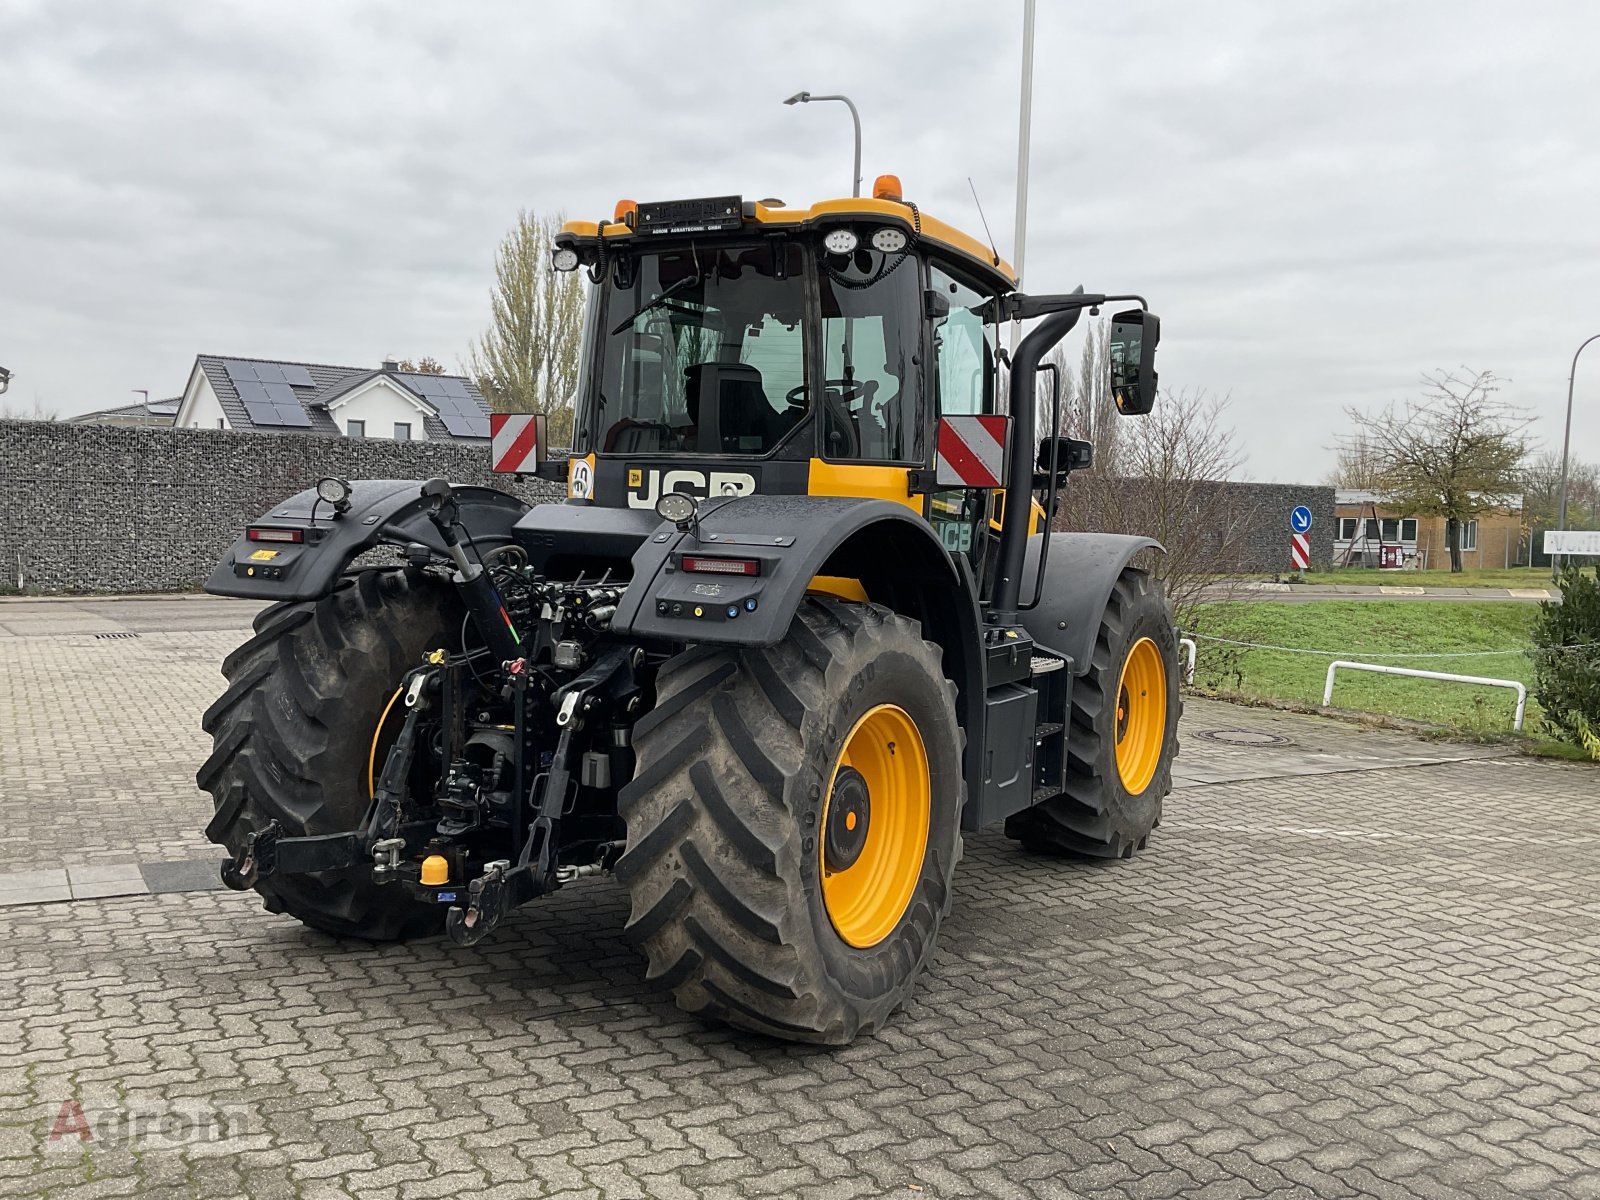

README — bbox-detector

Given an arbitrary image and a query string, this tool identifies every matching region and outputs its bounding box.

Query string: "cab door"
[927,262,1002,580]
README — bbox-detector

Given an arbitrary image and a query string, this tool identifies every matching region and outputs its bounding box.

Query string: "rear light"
[247,527,304,544]
[681,556,760,576]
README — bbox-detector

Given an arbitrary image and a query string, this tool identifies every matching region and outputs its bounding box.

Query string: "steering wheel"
[786,378,869,408]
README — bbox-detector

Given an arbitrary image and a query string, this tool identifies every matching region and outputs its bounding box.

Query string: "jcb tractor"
[198,178,1180,1044]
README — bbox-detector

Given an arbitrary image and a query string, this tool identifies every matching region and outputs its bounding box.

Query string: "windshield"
[596,242,808,455]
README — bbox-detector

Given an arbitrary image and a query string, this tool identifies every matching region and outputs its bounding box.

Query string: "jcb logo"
[626,468,757,509]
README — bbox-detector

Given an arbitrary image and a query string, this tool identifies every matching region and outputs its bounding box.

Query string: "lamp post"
[1553,332,1600,580]
[1010,0,1037,357]
[783,91,862,198]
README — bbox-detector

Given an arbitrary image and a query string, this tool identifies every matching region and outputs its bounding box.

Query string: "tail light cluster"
[680,556,760,577]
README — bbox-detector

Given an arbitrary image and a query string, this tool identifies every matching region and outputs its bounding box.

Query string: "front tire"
[197,568,459,940]
[1006,567,1180,857]
[617,599,964,1044]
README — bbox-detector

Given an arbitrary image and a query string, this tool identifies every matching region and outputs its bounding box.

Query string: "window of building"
[1338,517,1359,540]
[217,419,225,430]
[1381,518,1400,541]
[394,422,411,441]
[1364,518,1380,540]
[1401,518,1418,542]
[1461,519,1478,551]
[347,419,365,438]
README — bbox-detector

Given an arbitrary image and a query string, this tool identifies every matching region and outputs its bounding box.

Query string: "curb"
[0,859,225,908]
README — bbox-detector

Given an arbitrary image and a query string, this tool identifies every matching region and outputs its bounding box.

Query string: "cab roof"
[560,194,1018,293]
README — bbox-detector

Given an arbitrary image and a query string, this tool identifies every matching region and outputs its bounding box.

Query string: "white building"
[173,355,490,441]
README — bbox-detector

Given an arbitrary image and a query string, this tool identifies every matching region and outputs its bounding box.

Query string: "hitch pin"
[405,673,427,709]
[556,691,580,728]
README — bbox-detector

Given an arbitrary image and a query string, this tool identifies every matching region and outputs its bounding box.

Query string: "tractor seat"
[684,363,776,454]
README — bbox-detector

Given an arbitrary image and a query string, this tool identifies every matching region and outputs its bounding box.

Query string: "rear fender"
[611,494,965,647]
[612,492,985,814]
[203,479,530,601]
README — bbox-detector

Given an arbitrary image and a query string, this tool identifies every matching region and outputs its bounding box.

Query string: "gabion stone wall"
[0,420,565,593]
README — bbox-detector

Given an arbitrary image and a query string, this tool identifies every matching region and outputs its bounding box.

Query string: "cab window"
[928,263,1000,564]
[930,264,996,417]
[597,242,808,456]
[816,250,923,463]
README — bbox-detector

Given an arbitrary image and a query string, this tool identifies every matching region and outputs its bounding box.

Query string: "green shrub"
[1529,564,1600,758]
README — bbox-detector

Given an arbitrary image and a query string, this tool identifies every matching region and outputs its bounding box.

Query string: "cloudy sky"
[4,1,1598,480]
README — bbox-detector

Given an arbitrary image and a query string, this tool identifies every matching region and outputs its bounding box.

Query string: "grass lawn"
[1294,567,1558,590]
[1188,600,1542,734]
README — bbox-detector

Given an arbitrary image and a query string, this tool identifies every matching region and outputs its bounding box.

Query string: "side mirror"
[1108,309,1160,415]
[924,290,951,322]
[1036,436,1092,479]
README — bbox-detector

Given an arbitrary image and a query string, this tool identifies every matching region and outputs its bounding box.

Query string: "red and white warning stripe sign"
[491,413,545,474]
[935,415,1009,488]
[1291,532,1311,569]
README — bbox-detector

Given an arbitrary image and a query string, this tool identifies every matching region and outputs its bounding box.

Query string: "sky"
[3,0,1598,481]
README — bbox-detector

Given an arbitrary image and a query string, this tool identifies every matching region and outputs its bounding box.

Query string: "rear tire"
[617,599,964,1044]
[197,568,459,940]
[1006,567,1180,858]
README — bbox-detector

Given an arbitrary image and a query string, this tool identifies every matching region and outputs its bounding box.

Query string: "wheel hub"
[824,766,871,872]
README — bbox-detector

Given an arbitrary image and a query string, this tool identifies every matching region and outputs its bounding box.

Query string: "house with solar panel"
[172,355,491,440]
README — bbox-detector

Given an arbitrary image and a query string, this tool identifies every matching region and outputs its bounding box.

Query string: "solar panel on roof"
[242,398,312,428]
[235,380,269,403]
[441,377,470,398]
[224,360,256,384]
[253,363,285,384]
[438,411,489,437]
[410,375,447,396]
[281,365,314,388]
[263,382,298,404]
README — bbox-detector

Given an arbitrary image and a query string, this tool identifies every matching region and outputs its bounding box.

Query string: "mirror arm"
[989,291,1147,322]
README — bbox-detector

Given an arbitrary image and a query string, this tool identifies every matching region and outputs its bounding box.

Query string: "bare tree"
[0,395,59,421]
[1326,433,1388,489]
[467,210,586,445]
[1524,450,1600,531]
[1342,368,1532,572]
[1052,388,1248,626]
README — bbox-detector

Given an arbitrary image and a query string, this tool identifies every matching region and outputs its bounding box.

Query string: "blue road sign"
[1290,505,1314,534]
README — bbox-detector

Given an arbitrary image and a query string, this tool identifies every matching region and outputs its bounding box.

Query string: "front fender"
[203,479,530,601]
[1017,533,1164,674]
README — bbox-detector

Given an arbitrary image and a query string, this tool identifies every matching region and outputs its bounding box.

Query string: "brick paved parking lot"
[2,596,1598,1199]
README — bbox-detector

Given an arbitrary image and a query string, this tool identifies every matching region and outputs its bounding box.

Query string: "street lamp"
[783,91,862,198]
[1553,332,1600,580]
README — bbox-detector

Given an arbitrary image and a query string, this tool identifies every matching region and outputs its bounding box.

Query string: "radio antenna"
[967,177,1001,267]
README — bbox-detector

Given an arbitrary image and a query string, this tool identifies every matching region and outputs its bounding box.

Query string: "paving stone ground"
[2,596,1598,1199]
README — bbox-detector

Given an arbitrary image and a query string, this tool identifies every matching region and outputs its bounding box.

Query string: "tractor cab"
[551,182,1017,564]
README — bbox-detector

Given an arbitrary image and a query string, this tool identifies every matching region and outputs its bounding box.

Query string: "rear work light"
[247,527,304,544]
[681,556,760,576]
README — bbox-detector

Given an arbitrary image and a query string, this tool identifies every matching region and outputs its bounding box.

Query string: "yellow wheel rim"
[367,687,406,798]
[1114,637,1167,794]
[819,704,930,949]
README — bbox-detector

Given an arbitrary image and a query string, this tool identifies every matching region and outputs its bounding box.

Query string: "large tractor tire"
[617,598,964,1044]
[1006,567,1180,858]
[197,568,459,940]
